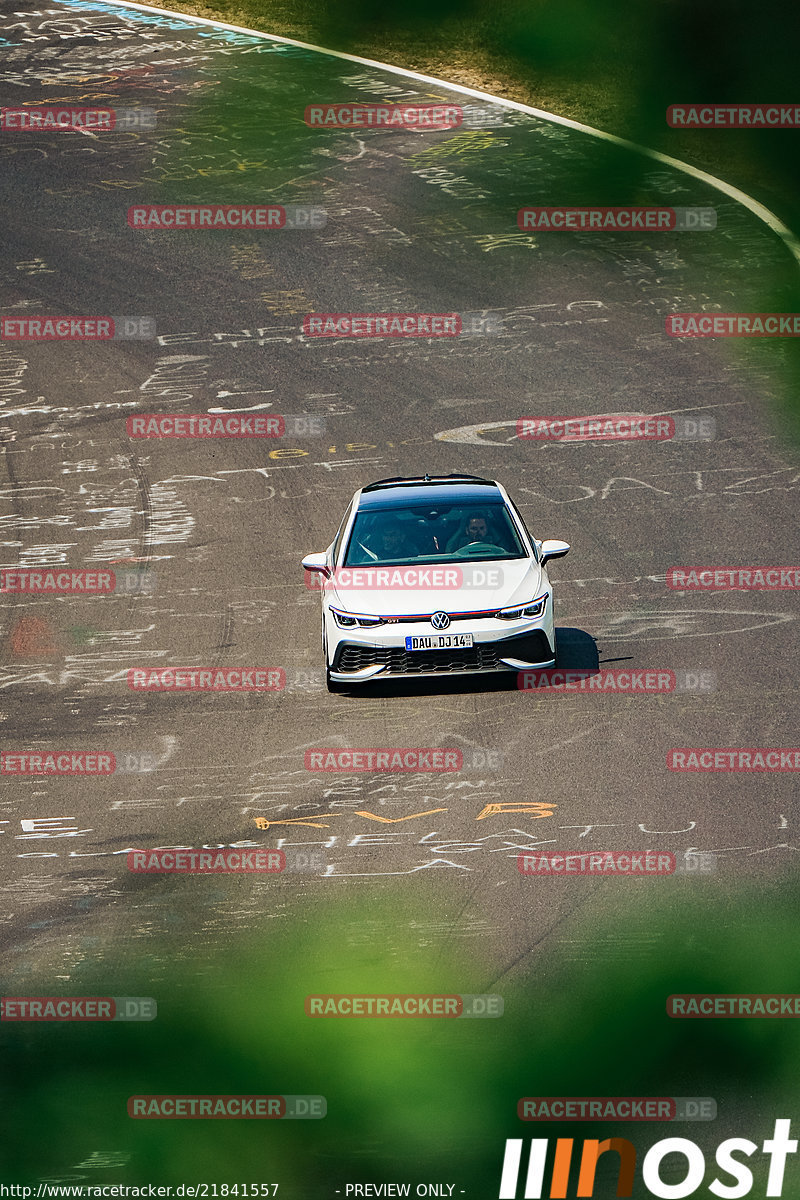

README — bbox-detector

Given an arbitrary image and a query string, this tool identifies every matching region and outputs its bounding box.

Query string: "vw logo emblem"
[431,611,451,630]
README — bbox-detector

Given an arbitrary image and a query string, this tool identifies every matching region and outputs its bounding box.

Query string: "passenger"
[372,524,418,561]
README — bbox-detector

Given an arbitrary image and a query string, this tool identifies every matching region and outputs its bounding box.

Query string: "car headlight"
[330,607,382,629]
[498,593,548,620]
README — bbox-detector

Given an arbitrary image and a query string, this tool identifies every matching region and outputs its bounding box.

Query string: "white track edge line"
[61,0,800,270]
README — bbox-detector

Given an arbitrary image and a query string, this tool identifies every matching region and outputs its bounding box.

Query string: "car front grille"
[336,643,501,675]
[333,631,553,676]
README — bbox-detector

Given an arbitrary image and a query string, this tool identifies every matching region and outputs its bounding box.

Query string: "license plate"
[405,633,474,651]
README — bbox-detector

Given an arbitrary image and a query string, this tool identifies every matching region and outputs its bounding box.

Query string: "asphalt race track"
[1,0,799,1190]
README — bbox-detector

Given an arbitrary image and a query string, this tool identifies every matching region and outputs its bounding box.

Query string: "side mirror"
[301,552,330,577]
[540,540,570,567]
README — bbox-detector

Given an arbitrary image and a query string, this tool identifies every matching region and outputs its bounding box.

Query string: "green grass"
[167,0,800,241]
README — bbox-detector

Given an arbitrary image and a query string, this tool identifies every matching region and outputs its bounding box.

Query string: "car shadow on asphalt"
[341,626,599,698]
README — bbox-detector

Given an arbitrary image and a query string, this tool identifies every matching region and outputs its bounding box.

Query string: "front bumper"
[329,629,555,681]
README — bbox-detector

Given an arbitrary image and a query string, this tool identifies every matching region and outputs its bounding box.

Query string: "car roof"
[357,475,504,511]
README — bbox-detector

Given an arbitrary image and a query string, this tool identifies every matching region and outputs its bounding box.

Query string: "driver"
[446,512,493,553]
[464,515,489,542]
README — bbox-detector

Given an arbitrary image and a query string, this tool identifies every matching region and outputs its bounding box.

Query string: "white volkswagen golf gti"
[302,474,570,691]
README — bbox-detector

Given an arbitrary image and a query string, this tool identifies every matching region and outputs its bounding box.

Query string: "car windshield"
[342,502,527,566]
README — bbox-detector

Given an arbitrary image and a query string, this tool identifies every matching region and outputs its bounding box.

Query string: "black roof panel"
[358,476,503,510]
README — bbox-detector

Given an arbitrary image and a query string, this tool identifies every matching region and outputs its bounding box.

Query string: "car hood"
[327,558,544,616]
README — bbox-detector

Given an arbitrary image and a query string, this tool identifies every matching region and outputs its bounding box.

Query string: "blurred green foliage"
[3,878,800,1191]
[187,0,800,231]
[164,0,800,434]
